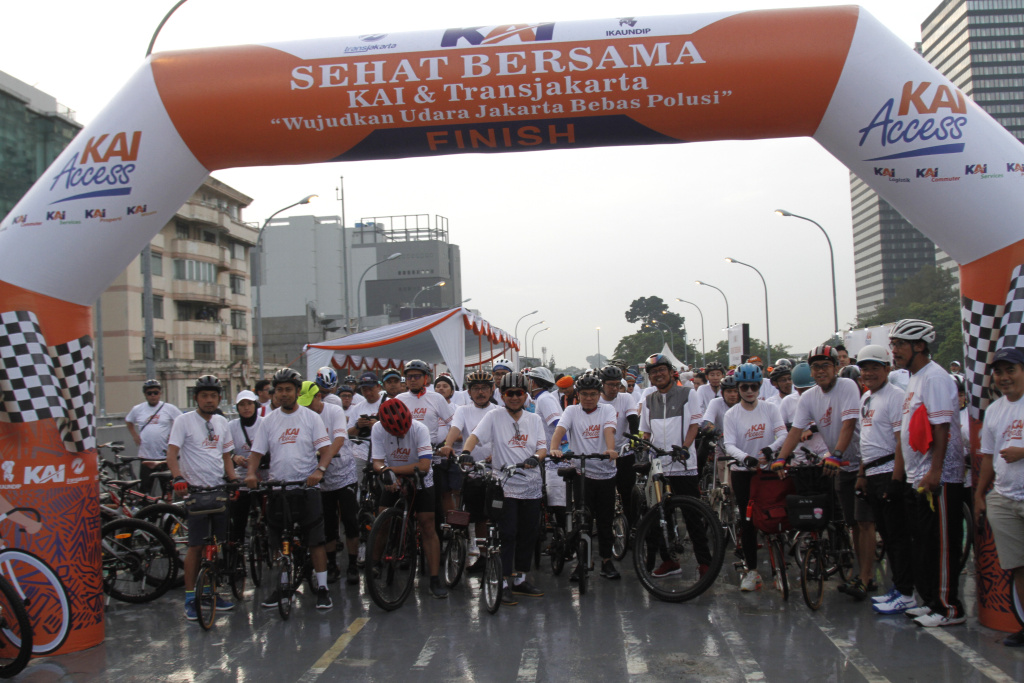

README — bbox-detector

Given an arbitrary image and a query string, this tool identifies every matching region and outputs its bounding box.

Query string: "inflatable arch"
[2,5,1023,650]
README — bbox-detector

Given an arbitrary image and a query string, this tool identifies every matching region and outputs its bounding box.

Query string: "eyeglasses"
[889,340,909,349]
[503,390,526,398]
[810,362,834,372]
[145,390,161,396]
[648,366,669,376]
[738,383,760,392]
[405,373,425,380]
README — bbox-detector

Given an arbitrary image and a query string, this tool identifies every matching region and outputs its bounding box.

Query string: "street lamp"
[596,327,601,368]
[644,322,665,347]
[776,209,838,334]
[676,298,706,367]
[530,327,550,360]
[650,319,673,350]
[256,194,317,378]
[461,298,472,305]
[523,320,546,360]
[725,257,772,365]
[514,310,538,344]
[356,252,402,331]
[411,280,446,315]
[695,280,730,329]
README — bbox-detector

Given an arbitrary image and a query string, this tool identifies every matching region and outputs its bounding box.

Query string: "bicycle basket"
[484,479,505,521]
[748,471,795,534]
[184,489,228,515]
[786,493,831,531]
[267,489,307,527]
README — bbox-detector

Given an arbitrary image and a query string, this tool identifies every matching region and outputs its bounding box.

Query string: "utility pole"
[336,177,351,333]
[141,245,155,380]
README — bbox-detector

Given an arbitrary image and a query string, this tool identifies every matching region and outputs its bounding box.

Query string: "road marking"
[814,621,892,683]
[411,633,445,670]
[516,638,540,682]
[190,619,279,683]
[923,628,1017,683]
[711,607,766,682]
[617,611,648,676]
[298,617,370,682]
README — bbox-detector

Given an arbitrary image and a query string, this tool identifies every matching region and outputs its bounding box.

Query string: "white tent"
[304,308,518,382]
[659,342,689,371]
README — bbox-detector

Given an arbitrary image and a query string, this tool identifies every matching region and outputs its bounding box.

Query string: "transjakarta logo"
[48,131,140,204]
[441,23,554,48]
[859,82,968,161]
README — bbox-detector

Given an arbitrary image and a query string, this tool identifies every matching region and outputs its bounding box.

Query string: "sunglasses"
[145,390,161,396]
[503,390,526,398]
[739,383,760,392]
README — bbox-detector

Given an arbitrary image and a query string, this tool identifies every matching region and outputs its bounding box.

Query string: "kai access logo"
[859,82,968,161]
[48,131,141,204]
[441,23,555,48]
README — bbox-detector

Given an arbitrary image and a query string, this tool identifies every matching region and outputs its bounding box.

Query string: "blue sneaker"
[214,594,234,611]
[872,593,917,615]
[872,587,899,604]
[184,598,198,621]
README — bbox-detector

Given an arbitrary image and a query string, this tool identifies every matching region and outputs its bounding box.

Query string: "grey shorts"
[986,490,1024,570]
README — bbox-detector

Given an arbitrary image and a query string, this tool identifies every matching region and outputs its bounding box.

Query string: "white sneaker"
[872,587,900,604]
[872,593,917,615]
[740,571,762,592]
[905,605,932,618]
[913,612,966,628]
[357,545,366,565]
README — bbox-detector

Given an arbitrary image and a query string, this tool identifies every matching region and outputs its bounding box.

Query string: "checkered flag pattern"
[999,265,1024,350]
[0,310,65,423]
[51,336,95,452]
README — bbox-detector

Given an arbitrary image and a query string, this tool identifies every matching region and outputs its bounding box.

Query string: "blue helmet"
[315,366,338,391]
[734,363,762,384]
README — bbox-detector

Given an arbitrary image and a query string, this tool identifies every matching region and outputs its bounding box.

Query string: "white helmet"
[525,366,555,385]
[492,358,514,372]
[889,319,936,344]
[856,345,890,367]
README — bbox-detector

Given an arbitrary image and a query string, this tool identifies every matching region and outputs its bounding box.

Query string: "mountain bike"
[260,481,317,620]
[364,468,427,612]
[548,452,610,596]
[0,572,32,677]
[100,517,177,603]
[189,483,242,629]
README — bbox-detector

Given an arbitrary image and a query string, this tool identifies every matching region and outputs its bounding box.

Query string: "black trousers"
[730,469,759,571]
[666,475,713,567]
[867,472,913,596]
[909,482,964,618]
[571,477,617,560]
[498,497,542,576]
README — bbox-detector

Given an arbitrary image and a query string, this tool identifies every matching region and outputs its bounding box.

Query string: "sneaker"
[316,586,333,610]
[740,571,762,592]
[346,564,360,586]
[501,586,518,606]
[913,611,965,628]
[214,594,234,611]
[261,590,282,609]
[184,598,197,621]
[872,593,917,615]
[327,563,342,584]
[600,561,621,580]
[357,544,366,566]
[872,587,900,604]
[429,577,448,599]
[512,580,544,597]
[652,561,681,578]
[1003,629,1024,647]
[906,605,932,618]
[839,579,868,601]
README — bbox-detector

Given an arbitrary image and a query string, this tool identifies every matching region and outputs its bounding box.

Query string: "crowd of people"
[123,317,1024,645]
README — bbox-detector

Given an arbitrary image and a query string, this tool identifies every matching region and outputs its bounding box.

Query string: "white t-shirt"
[126,401,183,460]
[639,386,703,476]
[701,396,734,434]
[759,378,779,401]
[258,400,272,417]
[371,420,435,488]
[792,377,862,472]
[723,400,787,470]
[696,383,722,414]
[250,407,331,484]
[779,391,801,427]
[344,404,370,462]
[859,381,905,476]
[323,393,343,408]
[317,403,355,491]
[398,389,455,449]
[599,392,639,448]
[899,361,964,486]
[533,390,563,446]
[227,415,262,479]
[450,390,470,407]
[559,404,617,479]
[979,394,1024,500]
[451,402,498,462]
[471,409,546,499]
[168,411,233,488]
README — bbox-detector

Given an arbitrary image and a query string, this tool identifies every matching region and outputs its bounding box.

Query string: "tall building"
[0,70,81,218]
[851,0,1024,320]
[97,177,257,413]
[259,214,462,369]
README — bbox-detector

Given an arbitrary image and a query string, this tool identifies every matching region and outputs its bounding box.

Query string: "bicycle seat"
[633,462,652,475]
[557,468,578,481]
[107,479,142,488]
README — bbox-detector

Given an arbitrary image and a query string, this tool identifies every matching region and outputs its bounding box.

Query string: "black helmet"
[705,361,725,374]
[575,373,603,392]
[770,366,792,382]
[498,371,529,393]
[343,374,358,386]
[644,353,673,373]
[720,376,738,390]
[610,358,629,370]
[839,365,861,381]
[194,374,223,394]
[142,379,162,391]
[272,367,302,389]
[599,365,623,383]
[405,359,431,375]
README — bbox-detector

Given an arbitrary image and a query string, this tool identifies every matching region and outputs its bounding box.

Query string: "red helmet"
[378,398,412,437]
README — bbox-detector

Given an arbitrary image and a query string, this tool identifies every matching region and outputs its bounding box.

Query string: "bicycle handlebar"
[626,434,689,463]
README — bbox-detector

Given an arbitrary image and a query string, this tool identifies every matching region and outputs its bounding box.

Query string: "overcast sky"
[3,1,945,368]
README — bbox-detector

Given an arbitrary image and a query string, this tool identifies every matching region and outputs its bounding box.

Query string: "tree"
[699,339,793,368]
[614,296,701,366]
[547,355,556,373]
[585,353,608,369]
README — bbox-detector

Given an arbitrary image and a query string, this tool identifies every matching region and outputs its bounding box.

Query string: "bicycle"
[353,441,378,569]
[0,570,32,677]
[364,469,427,612]
[547,451,611,595]
[245,494,271,589]
[260,480,318,620]
[100,516,178,604]
[189,483,243,629]
[627,435,726,602]
[610,490,629,562]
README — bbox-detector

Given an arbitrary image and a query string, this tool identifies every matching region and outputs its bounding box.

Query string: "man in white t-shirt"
[381,368,404,400]
[125,379,183,496]
[975,347,1024,646]
[400,360,457,518]
[598,366,640,528]
[552,373,618,580]
[166,375,236,621]
[254,379,273,417]
[341,374,366,407]
[246,368,335,611]
[767,362,795,408]
[696,361,725,413]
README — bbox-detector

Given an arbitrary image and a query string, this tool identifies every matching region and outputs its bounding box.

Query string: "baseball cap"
[358,371,379,387]
[992,347,1024,367]
[297,381,319,406]
[234,389,258,404]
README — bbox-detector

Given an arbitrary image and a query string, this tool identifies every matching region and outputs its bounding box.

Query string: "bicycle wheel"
[442,532,467,589]
[482,553,502,615]
[247,531,265,588]
[768,535,789,600]
[365,508,417,611]
[226,544,246,601]
[1013,582,1024,628]
[0,575,32,678]
[100,518,177,604]
[136,502,188,586]
[277,557,294,621]
[611,513,629,561]
[959,501,973,575]
[632,496,725,603]
[828,524,854,584]
[801,540,825,610]
[0,549,71,655]
[550,528,566,576]
[194,565,217,631]
[577,538,589,595]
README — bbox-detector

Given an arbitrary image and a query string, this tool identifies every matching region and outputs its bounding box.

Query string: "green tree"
[698,339,793,368]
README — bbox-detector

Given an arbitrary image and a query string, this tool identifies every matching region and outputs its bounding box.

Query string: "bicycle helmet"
[644,353,674,373]
[405,359,431,376]
[272,367,302,390]
[343,374,358,385]
[315,366,338,391]
[720,376,738,390]
[575,373,603,392]
[492,358,514,372]
[704,361,725,374]
[599,365,623,383]
[378,398,412,437]
[774,358,793,371]
[734,363,763,384]
[889,319,936,344]
[381,368,402,382]
[498,371,529,393]
[142,378,162,391]
[610,358,629,370]
[808,344,839,365]
[839,365,861,381]
[856,344,890,367]
[526,366,555,386]
[194,374,223,394]
[434,374,457,391]
[770,365,792,382]
[466,370,494,387]
[791,362,814,388]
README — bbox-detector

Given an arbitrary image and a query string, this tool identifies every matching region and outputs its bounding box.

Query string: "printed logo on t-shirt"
[508,434,529,449]
[582,424,601,440]
[744,423,766,441]
[202,434,220,449]
[902,392,915,415]
[862,409,874,428]
[392,446,411,461]
[411,407,428,420]
[820,407,833,428]
[1002,419,1023,442]
[279,427,300,445]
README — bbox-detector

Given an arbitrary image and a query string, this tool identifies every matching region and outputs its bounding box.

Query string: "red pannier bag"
[747,470,796,534]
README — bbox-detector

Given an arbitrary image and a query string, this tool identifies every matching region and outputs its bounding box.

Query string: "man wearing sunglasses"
[126,379,183,497]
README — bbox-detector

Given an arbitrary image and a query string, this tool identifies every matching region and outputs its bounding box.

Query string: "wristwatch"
[317,466,327,473]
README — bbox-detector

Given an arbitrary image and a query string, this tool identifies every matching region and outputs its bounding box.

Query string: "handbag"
[184,489,228,515]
